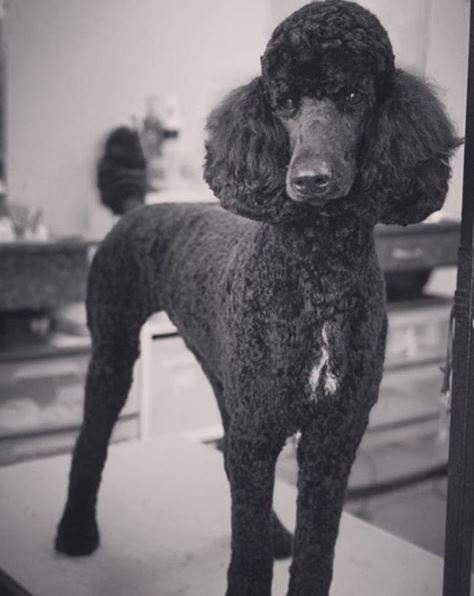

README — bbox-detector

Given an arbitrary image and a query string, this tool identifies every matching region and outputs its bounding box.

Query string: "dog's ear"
[204,77,299,222]
[359,69,462,225]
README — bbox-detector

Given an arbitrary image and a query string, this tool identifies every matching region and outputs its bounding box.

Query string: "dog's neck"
[247,216,377,308]
[273,213,376,266]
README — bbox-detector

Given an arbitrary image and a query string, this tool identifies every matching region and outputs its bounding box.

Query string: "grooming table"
[0,436,451,596]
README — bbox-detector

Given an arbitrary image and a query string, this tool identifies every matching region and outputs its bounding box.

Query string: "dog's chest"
[222,227,386,421]
[307,322,339,400]
[250,267,383,400]
[240,250,351,319]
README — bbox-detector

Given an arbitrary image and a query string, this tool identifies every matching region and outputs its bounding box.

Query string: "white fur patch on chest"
[309,324,338,400]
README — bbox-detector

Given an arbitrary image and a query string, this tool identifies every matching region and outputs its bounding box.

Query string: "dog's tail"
[96,126,147,216]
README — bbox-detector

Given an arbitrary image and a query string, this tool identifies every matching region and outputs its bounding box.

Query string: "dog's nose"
[291,164,332,197]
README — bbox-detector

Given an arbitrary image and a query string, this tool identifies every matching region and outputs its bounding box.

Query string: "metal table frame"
[443,1,474,594]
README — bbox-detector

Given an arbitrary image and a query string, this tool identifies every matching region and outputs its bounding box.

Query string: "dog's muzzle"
[288,162,333,202]
[286,158,356,206]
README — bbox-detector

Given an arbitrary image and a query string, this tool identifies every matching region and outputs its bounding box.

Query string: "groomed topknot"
[261,0,395,106]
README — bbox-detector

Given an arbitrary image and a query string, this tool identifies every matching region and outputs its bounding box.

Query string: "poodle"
[55,1,460,595]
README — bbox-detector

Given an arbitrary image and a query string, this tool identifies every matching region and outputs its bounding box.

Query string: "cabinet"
[0,337,139,465]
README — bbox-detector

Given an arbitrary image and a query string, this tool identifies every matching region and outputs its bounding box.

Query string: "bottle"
[159,95,185,190]
[0,179,8,217]
[0,181,15,242]
[141,96,165,191]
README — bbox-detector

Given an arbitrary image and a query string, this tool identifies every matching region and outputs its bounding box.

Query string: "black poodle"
[55,2,460,595]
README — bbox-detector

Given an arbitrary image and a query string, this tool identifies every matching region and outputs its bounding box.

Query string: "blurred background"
[5,0,468,236]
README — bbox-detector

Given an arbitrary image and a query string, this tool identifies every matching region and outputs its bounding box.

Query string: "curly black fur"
[358,69,461,224]
[204,0,460,226]
[261,0,394,101]
[56,2,460,595]
[96,126,147,215]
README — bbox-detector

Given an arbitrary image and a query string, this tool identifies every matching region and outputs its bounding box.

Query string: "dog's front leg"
[225,419,285,596]
[287,403,370,596]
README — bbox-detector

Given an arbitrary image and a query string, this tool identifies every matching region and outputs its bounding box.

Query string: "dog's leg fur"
[287,406,368,595]
[55,230,151,555]
[224,415,286,596]
[55,306,142,555]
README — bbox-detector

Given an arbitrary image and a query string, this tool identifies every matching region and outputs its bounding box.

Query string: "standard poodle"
[55,2,460,595]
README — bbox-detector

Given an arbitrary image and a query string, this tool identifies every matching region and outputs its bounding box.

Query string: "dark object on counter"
[0,310,52,347]
[384,269,432,300]
[96,127,147,215]
[0,240,93,312]
[56,3,460,596]
[375,220,461,299]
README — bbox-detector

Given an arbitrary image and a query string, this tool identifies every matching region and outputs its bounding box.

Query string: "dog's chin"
[286,189,346,213]
[315,199,353,218]
[286,180,356,217]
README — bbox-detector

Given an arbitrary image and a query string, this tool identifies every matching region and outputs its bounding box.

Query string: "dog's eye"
[346,91,363,106]
[277,97,298,116]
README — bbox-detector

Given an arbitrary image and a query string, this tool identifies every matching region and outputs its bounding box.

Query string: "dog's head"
[204,0,460,225]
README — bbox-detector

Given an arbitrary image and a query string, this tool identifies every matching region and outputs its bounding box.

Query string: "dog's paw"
[272,513,292,559]
[55,519,99,556]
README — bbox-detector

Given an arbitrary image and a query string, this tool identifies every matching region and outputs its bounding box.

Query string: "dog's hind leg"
[55,314,142,555]
[55,243,148,556]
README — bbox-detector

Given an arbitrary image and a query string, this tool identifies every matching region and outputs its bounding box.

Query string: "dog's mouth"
[285,177,353,208]
[287,185,339,205]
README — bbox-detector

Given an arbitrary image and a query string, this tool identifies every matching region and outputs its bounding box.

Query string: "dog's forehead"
[272,55,377,100]
[261,0,394,97]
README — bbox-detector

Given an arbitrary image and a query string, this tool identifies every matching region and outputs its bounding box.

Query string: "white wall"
[424,0,469,218]
[5,0,270,237]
